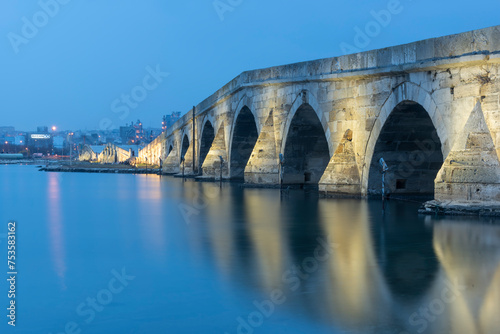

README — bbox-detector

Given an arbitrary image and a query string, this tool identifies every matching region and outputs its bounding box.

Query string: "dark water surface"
[1,165,499,334]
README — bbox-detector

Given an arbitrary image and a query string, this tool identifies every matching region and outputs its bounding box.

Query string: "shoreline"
[39,164,162,175]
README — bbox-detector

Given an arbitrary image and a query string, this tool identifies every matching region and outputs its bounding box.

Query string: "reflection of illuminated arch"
[315,200,392,326]
[432,221,500,334]
[244,189,290,291]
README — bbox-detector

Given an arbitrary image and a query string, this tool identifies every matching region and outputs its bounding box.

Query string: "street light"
[52,126,57,132]
[67,133,74,166]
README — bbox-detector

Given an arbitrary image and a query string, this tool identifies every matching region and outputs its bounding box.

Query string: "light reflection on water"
[47,172,67,290]
[1,165,499,334]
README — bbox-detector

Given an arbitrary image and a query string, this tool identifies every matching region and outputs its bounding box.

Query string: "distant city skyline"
[0,120,164,133]
[1,0,499,130]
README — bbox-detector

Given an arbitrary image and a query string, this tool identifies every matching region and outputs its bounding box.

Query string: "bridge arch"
[281,100,331,185]
[180,134,190,163]
[232,95,260,133]
[281,90,330,155]
[199,118,215,169]
[229,105,259,179]
[199,114,215,139]
[363,83,446,196]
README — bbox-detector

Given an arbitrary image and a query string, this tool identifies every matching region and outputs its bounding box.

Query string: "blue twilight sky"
[0,0,499,131]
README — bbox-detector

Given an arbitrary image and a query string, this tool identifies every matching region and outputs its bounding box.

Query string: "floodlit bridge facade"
[139,26,500,201]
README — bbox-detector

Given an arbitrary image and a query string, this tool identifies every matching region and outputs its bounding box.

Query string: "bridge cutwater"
[138,26,500,205]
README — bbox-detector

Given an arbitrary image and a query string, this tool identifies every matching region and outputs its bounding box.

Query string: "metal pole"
[192,106,196,174]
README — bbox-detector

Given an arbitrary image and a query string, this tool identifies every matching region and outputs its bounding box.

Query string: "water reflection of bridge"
[178,181,500,334]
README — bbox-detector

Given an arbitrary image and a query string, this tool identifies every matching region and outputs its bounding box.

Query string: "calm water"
[1,165,499,334]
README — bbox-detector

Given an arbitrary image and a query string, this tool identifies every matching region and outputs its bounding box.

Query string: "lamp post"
[67,133,74,166]
[51,127,57,157]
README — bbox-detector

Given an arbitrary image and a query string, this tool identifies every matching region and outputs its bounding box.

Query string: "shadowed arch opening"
[368,101,443,197]
[230,106,258,179]
[180,135,189,163]
[199,121,215,169]
[283,104,330,185]
[168,145,173,155]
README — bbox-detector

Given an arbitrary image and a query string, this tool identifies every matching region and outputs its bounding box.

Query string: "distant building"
[3,137,14,145]
[37,126,49,133]
[27,133,53,153]
[53,136,65,149]
[0,126,15,135]
[162,112,181,132]
[15,135,25,146]
[120,124,135,144]
[120,120,147,144]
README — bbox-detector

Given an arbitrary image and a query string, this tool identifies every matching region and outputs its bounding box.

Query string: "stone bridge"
[139,26,500,202]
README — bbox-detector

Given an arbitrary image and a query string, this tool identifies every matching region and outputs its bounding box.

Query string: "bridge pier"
[244,111,280,185]
[163,148,180,174]
[435,102,500,202]
[201,124,229,179]
[180,144,195,175]
[319,129,362,197]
